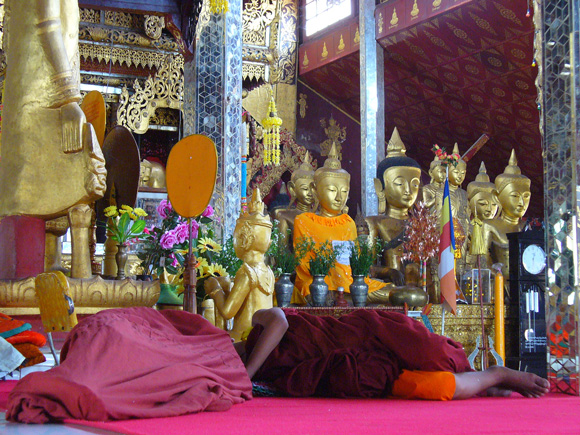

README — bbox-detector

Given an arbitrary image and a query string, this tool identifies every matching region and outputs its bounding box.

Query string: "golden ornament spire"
[386,127,407,158]
[314,142,350,183]
[452,142,460,155]
[291,151,315,182]
[240,188,272,228]
[467,161,495,200]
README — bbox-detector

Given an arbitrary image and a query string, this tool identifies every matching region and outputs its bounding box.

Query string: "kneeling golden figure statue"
[205,189,274,341]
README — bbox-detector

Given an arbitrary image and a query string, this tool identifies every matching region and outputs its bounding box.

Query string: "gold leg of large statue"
[45,216,69,273]
[68,204,93,279]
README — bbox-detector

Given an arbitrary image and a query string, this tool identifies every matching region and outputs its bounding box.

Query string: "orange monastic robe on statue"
[293,213,386,296]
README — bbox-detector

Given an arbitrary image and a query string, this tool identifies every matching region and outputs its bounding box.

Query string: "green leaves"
[105,211,147,245]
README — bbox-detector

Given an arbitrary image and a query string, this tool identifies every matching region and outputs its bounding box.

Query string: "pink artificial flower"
[202,205,214,218]
[190,219,200,238]
[157,199,173,219]
[174,223,189,244]
[160,231,178,250]
[169,254,179,268]
[144,227,151,235]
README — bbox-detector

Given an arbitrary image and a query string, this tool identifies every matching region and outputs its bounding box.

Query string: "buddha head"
[139,160,152,186]
[288,151,315,211]
[375,127,421,218]
[467,161,500,220]
[448,143,467,188]
[494,149,531,220]
[313,142,350,217]
[428,155,446,186]
[148,160,166,189]
[234,188,273,257]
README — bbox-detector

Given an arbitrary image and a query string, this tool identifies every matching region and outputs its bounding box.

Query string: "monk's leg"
[453,366,549,400]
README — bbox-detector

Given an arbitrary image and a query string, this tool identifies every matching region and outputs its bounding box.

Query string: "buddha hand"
[61,102,85,154]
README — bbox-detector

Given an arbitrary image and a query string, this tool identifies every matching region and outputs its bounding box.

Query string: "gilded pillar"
[192,1,243,237]
[541,0,580,394]
[359,0,385,217]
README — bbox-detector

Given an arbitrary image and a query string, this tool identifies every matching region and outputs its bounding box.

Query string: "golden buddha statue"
[423,155,446,220]
[0,0,107,218]
[139,159,166,189]
[272,152,315,250]
[204,189,274,341]
[482,150,531,278]
[293,143,387,299]
[363,127,421,283]
[467,161,500,221]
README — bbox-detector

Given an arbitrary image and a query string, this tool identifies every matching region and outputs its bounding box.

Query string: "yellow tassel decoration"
[261,90,283,167]
[209,0,228,15]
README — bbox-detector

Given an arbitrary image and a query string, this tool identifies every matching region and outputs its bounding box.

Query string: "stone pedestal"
[0,215,45,279]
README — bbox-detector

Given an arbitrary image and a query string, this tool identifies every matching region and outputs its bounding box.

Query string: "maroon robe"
[6,308,252,423]
[246,309,472,397]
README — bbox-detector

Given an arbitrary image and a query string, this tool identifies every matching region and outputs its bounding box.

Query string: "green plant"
[104,205,147,245]
[304,239,340,277]
[266,222,308,276]
[215,236,243,277]
[350,237,381,276]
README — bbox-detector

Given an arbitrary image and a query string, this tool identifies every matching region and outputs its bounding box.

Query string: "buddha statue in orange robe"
[293,144,387,299]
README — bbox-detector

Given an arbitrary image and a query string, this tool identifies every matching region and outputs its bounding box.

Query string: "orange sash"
[391,369,456,401]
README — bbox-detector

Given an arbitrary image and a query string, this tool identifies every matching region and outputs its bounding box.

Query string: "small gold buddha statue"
[467,161,501,221]
[204,188,274,342]
[482,150,531,278]
[423,155,446,220]
[466,161,500,270]
[364,127,421,282]
[293,143,388,300]
[272,152,315,250]
[139,160,152,187]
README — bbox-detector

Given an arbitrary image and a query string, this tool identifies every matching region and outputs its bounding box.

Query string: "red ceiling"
[299,0,543,217]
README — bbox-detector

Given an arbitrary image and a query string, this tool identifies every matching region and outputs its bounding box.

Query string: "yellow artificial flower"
[121,204,134,212]
[104,205,118,217]
[195,257,210,278]
[128,212,138,220]
[197,237,222,253]
[133,207,148,217]
[206,264,228,277]
[119,209,127,215]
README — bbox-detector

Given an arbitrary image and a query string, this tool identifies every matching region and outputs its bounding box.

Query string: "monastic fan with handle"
[166,134,218,313]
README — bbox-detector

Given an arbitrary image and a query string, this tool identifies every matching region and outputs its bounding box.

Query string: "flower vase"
[309,275,328,307]
[350,275,369,307]
[115,244,128,280]
[156,283,184,309]
[275,273,294,308]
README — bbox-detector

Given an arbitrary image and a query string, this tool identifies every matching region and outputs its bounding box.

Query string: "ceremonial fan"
[166,134,218,313]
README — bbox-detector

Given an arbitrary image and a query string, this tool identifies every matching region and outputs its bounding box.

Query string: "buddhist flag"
[438,176,456,315]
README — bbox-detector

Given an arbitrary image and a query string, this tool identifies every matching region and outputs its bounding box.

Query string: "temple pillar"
[189,1,243,238]
[359,0,385,216]
[541,0,580,394]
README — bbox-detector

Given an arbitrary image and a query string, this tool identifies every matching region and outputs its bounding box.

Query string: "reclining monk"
[6,306,548,423]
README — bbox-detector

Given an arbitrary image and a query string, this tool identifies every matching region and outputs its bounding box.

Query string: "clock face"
[522,244,546,275]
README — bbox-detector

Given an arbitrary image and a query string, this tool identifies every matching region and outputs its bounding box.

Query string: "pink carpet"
[2,380,580,434]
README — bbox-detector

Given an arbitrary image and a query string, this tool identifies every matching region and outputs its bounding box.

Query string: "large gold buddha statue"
[272,152,315,250]
[482,150,531,278]
[364,127,421,283]
[204,189,274,341]
[139,159,166,189]
[293,143,387,299]
[0,0,107,218]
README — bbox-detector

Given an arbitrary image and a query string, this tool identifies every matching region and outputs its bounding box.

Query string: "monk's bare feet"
[491,366,549,398]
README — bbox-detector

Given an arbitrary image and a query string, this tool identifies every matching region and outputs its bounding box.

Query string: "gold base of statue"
[427,304,517,362]
[0,275,160,316]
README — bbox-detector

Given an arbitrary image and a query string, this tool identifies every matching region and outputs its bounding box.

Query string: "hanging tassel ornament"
[261,92,283,167]
[209,0,228,15]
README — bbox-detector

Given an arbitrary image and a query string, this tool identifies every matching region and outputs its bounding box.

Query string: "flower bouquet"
[104,205,148,246]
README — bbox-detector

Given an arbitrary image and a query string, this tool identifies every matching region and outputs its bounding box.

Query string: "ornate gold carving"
[80,8,101,24]
[303,52,309,67]
[276,0,298,84]
[338,35,345,51]
[243,0,278,46]
[81,73,135,89]
[389,9,397,27]
[80,43,179,70]
[243,46,276,64]
[104,10,136,28]
[0,276,160,316]
[117,56,184,134]
[320,116,346,159]
[354,27,360,44]
[243,62,267,81]
[79,24,179,51]
[150,107,180,127]
[144,15,165,40]
[321,42,328,59]
[298,93,308,118]
[411,0,420,17]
